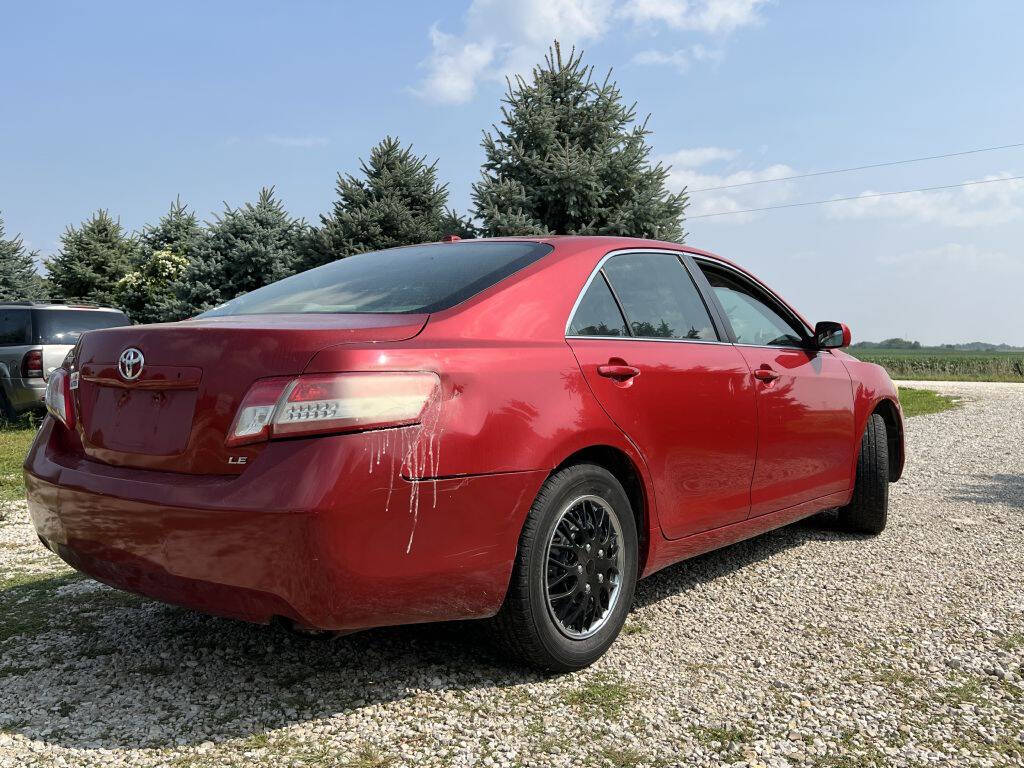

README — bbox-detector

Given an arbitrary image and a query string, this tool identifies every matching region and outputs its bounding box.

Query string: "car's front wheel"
[837,412,890,534]
[492,464,638,672]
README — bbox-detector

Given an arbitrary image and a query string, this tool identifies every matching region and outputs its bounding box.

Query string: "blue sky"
[3,0,1023,343]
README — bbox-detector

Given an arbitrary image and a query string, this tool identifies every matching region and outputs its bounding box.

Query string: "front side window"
[700,264,806,347]
[200,242,553,316]
[567,275,629,337]
[602,253,717,341]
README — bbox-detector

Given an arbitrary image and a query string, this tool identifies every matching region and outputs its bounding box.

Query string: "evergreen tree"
[440,208,479,240]
[200,187,306,306]
[0,214,46,301]
[472,42,686,240]
[47,210,135,305]
[307,137,451,268]
[115,199,206,323]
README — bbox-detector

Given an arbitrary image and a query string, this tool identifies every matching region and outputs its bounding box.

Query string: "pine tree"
[115,198,206,323]
[472,42,687,240]
[47,210,135,305]
[0,214,46,301]
[200,187,306,307]
[307,137,452,268]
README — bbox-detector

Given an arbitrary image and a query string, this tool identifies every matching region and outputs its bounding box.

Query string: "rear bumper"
[25,420,545,631]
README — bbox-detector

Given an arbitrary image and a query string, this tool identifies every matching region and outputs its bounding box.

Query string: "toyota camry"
[25,236,904,671]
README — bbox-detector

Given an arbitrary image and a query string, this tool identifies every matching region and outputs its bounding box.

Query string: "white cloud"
[826,173,1024,228]
[632,49,692,73]
[619,0,769,33]
[265,135,329,148]
[414,0,614,104]
[660,146,796,222]
[415,0,762,104]
[632,43,723,73]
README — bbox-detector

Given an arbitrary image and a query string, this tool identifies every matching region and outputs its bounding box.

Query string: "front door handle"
[753,366,779,383]
[597,364,641,381]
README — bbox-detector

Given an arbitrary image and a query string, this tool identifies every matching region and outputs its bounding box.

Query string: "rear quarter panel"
[304,238,663,531]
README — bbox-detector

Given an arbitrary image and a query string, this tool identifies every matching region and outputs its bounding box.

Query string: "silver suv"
[0,302,130,419]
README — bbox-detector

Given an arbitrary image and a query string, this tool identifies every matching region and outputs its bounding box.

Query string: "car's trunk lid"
[72,313,427,474]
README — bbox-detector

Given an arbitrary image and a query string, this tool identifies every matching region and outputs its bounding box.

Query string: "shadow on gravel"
[951,473,1024,509]
[0,515,863,751]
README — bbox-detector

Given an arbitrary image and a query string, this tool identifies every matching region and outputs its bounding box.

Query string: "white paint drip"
[361,383,445,555]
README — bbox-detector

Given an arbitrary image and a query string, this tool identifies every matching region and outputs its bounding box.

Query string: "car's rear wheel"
[837,412,889,534]
[492,464,638,672]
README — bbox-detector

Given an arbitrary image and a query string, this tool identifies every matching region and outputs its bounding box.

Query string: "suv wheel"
[492,464,638,672]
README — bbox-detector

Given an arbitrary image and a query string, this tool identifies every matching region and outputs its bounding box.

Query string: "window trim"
[564,248,727,344]
[691,255,814,351]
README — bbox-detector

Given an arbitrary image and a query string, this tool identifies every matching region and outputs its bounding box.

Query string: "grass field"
[0,419,38,502]
[897,386,959,418]
[850,348,1024,382]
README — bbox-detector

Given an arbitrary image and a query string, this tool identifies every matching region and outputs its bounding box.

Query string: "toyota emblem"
[118,348,145,381]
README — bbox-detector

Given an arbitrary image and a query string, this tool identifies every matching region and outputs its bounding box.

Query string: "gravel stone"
[0,380,1022,767]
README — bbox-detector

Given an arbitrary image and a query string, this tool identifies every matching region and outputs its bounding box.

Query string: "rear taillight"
[22,349,43,379]
[227,372,440,447]
[44,368,75,430]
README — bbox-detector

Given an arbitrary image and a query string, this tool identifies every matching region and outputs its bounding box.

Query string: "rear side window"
[602,253,717,341]
[568,275,629,337]
[199,241,554,316]
[0,310,30,345]
[30,309,131,344]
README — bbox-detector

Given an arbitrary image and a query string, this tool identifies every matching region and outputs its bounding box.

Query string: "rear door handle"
[753,366,779,382]
[597,364,641,381]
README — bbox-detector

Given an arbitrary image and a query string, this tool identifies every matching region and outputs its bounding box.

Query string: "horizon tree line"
[0,43,687,323]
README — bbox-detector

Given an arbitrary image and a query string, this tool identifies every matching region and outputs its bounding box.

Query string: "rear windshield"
[31,309,131,344]
[199,241,554,316]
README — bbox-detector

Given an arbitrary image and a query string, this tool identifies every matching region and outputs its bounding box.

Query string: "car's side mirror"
[814,321,851,349]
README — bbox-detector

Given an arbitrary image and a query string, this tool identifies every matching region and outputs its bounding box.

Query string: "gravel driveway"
[1,381,1022,768]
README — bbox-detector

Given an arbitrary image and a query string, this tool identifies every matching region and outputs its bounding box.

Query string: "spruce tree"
[115,198,206,323]
[47,210,135,305]
[0,214,46,301]
[307,137,451,268]
[472,43,686,240]
[200,187,306,306]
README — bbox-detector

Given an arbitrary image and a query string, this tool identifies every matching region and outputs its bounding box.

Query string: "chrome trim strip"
[566,335,730,347]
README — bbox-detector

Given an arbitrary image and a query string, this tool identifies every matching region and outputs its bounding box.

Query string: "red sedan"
[26,237,904,671]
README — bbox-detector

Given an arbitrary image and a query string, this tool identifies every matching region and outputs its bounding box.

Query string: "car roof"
[467,235,813,333]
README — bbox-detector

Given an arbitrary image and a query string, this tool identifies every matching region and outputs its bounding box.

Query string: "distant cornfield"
[849,350,1024,381]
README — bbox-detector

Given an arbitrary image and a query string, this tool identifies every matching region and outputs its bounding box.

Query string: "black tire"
[491,464,638,673]
[837,412,889,534]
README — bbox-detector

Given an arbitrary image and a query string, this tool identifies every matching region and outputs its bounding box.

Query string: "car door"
[695,259,855,517]
[566,250,758,540]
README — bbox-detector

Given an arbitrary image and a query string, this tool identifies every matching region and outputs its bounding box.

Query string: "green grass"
[850,348,1024,382]
[0,416,39,502]
[562,675,635,717]
[898,387,960,418]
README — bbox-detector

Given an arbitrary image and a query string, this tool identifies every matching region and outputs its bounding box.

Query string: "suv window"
[30,309,131,344]
[601,253,717,341]
[0,309,30,346]
[200,241,554,316]
[699,264,806,347]
[567,275,629,337]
